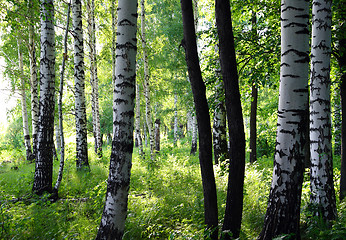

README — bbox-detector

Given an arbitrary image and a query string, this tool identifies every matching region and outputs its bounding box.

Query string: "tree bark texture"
[72,0,89,169]
[212,78,228,165]
[54,0,71,194]
[135,83,144,156]
[250,83,258,163]
[87,0,102,158]
[309,0,336,221]
[250,12,258,164]
[258,1,309,239]
[95,0,138,239]
[18,38,34,162]
[339,11,346,200]
[180,0,218,238]
[28,6,39,160]
[141,0,155,162]
[215,0,246,238]
[190,113,197,155]
[33,0,55,194]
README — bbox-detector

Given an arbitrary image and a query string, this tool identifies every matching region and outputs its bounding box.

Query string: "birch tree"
[135,83,144,156]
[309,0,336,221]
[53,0,71,196]
[17,37,34,162]
[87,0,102,157]
[72,0,89,169]
[258,0,310,239]
[28,0,39,159]
[141,0,155,162]
[95,0,138,238]
[32,0,55,194]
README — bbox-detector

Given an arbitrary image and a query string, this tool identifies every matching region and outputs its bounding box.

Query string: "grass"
[0,138,345,239]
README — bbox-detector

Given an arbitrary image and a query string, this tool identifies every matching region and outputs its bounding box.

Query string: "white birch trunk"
[87,0,102,157]
[18,38,33,162]
[53,0,71,195]
[141,0,155,162]
[259,0,309,238]
[33,0,55,194]
[96,0,138,238]
[309,0,336,221]
[72,0,89,169]
[135,83,144,156]
[190,113,197,155]
[28,7,39,159]
[174,93,178,145]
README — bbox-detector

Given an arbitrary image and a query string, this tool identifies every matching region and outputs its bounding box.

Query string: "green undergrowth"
[0,139,345,239]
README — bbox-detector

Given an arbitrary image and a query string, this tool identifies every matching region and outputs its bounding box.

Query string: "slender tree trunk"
[180,0,218,238]
[249,83,258,164]
[53,0,71,196]
[141,0,155,162]
[258,1,310,239]
[55,121,61,154]
[333,88,341,155]
[95,0,138,238]
[249,11,258,164]
[72,0,89,170]
[215,0,246,238]
[17,38,34,162]
[135,83,144,156]
[28,3,39,159]
[309,0,336,221]
[32,0,55,194]
[190,113,197,155]
[174,93,178,146]
[339,15,346,200]
[87,0,102,158]
[155,118,160,152]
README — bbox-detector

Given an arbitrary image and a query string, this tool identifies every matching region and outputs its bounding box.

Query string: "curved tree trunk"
[53,0,71,196]
[72,0,89,170]
[95,0,138,238]
[309,0,336,221]
[180,0,218,238]
[17,38,34,162]
[215,0,246,239]
[33,0,55,194]
[258,1,310,239]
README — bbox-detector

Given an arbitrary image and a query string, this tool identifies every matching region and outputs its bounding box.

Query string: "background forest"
[0,0,345,239]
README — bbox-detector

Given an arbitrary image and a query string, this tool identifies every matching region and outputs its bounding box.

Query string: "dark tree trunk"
[250,83,258,164]
[215,0,246,238]
[180,0,218,238]
[155,119,160,153]
[340,37,346,200]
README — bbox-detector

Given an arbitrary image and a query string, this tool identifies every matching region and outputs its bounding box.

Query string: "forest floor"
[0,137,345,239]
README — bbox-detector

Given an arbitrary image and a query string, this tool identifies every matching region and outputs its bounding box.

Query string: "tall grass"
[0,139,345,239]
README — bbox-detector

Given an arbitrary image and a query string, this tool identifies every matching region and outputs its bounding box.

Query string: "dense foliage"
[0,140,345,239]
